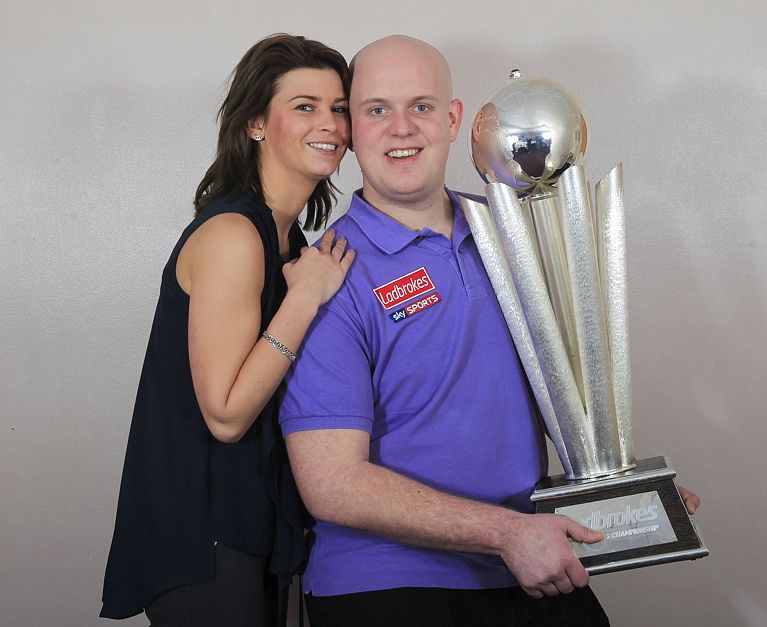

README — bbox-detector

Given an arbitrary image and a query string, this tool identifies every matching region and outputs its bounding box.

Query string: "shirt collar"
[346,188,474,254]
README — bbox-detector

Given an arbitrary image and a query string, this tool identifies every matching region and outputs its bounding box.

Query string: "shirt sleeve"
[279,290,375,435]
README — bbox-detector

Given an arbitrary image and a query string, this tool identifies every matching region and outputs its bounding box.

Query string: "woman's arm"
[179,213,353,442]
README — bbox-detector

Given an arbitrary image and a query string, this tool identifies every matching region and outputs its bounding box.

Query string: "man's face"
[349,42,462,210]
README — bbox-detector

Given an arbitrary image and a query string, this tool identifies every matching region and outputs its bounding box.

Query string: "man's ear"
[448,98,464,142]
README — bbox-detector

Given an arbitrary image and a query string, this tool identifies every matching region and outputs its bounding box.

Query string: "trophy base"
[531,456,709,574]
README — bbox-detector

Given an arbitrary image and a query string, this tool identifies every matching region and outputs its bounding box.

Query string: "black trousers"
[306,585,610,627]
[145,543,278,627]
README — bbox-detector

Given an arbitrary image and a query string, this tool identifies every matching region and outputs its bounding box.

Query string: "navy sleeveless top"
[101,191,308,619]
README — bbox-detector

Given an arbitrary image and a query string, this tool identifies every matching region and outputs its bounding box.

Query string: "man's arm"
[286,427,603,598]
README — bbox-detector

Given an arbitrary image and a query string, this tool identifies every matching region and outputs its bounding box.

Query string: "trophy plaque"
[457,70,708,574]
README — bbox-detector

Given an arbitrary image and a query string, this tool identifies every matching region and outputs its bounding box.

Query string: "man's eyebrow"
[357,95,439,107]
[358,97,391,107]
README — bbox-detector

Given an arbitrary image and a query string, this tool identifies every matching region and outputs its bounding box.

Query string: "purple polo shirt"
[280,189,547,596]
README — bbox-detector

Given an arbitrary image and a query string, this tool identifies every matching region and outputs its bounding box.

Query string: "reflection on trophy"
[457,70,708,574]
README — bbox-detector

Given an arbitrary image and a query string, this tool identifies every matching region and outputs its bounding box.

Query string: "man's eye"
[370,107,386,116]
[414,104,430,113]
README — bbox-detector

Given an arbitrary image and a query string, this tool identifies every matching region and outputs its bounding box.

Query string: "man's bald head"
[350,35,453,103]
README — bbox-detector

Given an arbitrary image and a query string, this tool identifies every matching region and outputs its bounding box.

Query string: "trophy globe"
[470,69,588,200]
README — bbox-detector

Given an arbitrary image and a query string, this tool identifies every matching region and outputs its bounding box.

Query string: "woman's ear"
[246,117,265,141]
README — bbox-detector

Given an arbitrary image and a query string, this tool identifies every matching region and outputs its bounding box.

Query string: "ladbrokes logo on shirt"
[373,267,442,323]
[373,267,435,310]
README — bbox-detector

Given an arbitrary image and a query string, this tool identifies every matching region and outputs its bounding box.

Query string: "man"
[279,35,696,626]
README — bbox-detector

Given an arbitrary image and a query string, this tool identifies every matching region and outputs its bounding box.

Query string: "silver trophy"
[458,71,708,574]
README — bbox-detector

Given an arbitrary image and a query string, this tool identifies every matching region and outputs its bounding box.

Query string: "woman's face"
[254,67,350,190]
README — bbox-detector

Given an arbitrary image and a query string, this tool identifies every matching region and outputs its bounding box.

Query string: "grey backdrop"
[2,1,765,625]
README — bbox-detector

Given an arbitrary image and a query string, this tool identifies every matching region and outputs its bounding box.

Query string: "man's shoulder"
[323,208,377,250]
[324,209,386,263]
[325,211,359,238]
[313,213,375,314]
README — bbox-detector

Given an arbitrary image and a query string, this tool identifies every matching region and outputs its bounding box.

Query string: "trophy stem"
[457,193,574,477]
[526,195,585,407]
[595,164,635,469]
[559,166,622,474]
[484,182,609,479]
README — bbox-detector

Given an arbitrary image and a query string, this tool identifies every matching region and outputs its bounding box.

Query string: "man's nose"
[388,109,416,137]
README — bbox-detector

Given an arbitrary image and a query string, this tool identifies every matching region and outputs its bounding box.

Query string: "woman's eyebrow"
[287,95,349,103]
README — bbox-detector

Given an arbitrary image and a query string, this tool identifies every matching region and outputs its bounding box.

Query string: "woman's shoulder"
[191,191,273,239]
[202,188,270,220]
[185,213,266,268]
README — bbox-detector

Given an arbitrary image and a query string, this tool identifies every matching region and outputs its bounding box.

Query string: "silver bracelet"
[262,331,297,363]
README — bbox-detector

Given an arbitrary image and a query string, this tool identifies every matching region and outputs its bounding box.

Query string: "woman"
[100,34,354,626]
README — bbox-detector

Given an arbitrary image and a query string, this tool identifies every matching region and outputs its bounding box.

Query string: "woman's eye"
[333,106,350,114]
[296,103,314,111]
